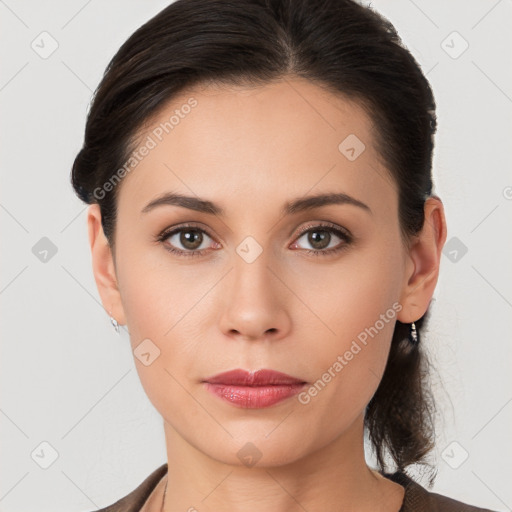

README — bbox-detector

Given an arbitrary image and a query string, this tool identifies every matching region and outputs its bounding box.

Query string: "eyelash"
[155,222,352,258]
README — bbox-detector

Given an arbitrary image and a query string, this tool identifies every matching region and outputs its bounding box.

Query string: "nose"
[218,250,292,342]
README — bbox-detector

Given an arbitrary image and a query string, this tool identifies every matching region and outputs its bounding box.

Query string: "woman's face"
[90,77,437,467]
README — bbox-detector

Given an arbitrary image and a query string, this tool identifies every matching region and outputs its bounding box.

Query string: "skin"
[87,77,447,511]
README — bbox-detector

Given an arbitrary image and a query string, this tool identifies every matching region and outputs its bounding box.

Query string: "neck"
[156,413,404,512]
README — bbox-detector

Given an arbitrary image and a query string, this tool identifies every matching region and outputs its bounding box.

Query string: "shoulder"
[87,463,168,512]
[383,470,498,512]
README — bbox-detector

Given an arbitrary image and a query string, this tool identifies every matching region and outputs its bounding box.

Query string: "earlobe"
[397,196,447,323]
[87,204,127,326]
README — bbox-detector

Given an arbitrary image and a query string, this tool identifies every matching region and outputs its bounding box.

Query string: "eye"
[156,223,219,258]
[290,222,352,256]
[156,221,352,258]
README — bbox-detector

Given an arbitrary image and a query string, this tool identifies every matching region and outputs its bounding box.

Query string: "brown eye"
[291,223,352,257]
[305,229,331,250]
[176,229,204,250]
[157,225,218,257]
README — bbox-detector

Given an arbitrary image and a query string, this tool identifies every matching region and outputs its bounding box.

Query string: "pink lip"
[202,369,307,409]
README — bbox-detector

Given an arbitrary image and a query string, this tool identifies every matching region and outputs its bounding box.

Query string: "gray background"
[1,0,511,510]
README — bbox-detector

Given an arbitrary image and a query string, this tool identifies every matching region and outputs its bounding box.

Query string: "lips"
[202,368,308,409]
[203,368,306,386]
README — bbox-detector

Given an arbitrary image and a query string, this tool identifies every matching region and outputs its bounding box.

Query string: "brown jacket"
[91,463,497,511]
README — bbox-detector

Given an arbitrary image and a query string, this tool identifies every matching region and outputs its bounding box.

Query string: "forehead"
[116,78,397,219]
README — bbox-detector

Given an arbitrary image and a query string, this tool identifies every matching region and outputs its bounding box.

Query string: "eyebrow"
[141,191,372,217]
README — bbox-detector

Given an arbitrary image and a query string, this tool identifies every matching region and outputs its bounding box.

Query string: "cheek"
[289,246,401,408]
[115,254,208,416]
[116,237,212,339]
[115,246,219,391]
[289,240,401,342]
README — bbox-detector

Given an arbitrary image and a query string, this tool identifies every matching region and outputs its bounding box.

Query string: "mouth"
[202,369,308,409]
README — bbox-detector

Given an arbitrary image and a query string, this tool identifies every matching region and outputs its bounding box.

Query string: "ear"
[87,204,127,326]
[397,196,447,323]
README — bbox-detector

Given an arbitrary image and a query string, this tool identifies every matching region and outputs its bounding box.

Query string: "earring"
[109,311,120,334]
[409,321,419,345]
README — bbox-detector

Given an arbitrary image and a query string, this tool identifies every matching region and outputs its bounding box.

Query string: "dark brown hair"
[71,0,438,477]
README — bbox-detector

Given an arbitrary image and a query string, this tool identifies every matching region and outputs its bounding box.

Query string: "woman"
[71,0,496,510]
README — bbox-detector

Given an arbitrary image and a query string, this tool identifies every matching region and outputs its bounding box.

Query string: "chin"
[199,430,311,469]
